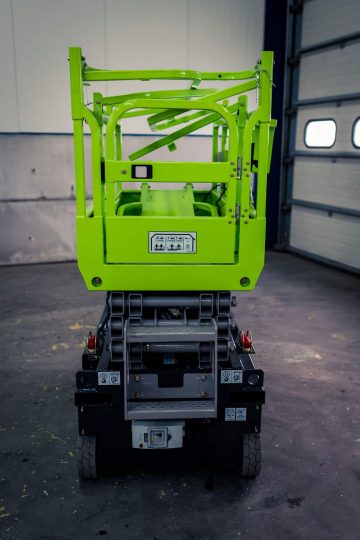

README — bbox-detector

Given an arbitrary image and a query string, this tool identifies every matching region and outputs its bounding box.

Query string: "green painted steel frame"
[69,47,276,291]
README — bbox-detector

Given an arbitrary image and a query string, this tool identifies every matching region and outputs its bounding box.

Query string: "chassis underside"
[75,291,265,478]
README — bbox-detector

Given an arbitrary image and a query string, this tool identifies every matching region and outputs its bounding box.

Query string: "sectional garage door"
[281,0,360,272]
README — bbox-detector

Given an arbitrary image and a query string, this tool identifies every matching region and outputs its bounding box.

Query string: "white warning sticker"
[225,407,247,422]
[98,371,121,385]
[149,232,196,253]
[235,408,247,421]
[221,369,243,384]
[225,408,236,421]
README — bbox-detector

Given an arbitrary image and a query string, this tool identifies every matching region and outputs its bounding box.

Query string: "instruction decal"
[235,408,247,421]
[224,408,236,422]
[98,371,121,385]
[149,232,197,253]
[221,369,243,384]
[225,407,247,422]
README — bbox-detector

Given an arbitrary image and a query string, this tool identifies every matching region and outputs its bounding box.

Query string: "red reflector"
[239,330,252,350]
[87,333,97,352]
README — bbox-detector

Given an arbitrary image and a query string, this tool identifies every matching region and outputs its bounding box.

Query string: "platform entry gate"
[280,0,360,272]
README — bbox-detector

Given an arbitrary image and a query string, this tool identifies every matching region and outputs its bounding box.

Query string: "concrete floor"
[0,252,359,540]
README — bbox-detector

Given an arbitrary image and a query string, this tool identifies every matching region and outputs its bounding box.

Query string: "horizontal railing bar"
[102,88,217,106]
[105,160,232,183]
[123,133,213,138]
[84,67,257,82]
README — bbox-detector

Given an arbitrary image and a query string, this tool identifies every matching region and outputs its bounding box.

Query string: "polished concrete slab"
[0,252,359,540]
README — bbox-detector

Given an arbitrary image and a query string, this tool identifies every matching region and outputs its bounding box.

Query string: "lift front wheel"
[241,433,262,477]
[77,436,97,479]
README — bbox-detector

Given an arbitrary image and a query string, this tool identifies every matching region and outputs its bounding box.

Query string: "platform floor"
[0,252,359,540]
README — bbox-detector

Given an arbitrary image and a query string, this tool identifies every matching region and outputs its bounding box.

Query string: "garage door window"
[304,119,336,148]
[352,118,360,148]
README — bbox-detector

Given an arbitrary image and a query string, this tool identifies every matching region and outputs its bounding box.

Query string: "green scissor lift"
[70,47,276,479]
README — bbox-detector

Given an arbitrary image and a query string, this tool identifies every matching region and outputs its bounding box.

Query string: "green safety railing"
[69,47,276,291]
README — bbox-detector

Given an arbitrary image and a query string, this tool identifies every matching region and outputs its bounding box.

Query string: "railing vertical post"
[69,47,86,217]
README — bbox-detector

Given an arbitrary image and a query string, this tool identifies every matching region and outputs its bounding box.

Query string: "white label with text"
[221,369,243,384]
[225,407,247,422]
[98,372,121,385]
[149,232,196,253]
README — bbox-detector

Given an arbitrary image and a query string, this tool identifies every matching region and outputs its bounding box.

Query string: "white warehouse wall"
[0,0,265,264]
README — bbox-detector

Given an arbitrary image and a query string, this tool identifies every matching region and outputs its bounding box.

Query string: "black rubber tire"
[77,436,97,479]
[241,433,262,477]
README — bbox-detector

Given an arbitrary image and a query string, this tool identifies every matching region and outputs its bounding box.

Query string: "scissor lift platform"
[69,48,275,479]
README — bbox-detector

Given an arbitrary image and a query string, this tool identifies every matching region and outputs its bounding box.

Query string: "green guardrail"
[69,47,276,291]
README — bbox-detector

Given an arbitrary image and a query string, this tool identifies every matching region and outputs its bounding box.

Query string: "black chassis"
[75,309,265,468]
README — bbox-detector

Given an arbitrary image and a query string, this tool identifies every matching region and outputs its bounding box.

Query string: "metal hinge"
[100,160,105,182]
[235,204,240,224]
[237,157,242,179]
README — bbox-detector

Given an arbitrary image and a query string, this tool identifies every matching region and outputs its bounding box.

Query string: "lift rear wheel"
[241,433,262,477]
[77,436,97,479]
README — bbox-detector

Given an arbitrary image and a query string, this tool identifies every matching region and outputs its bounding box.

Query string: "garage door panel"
[290,207,360,269]
[298,41,360,100]
[284,0,360,271]
[302,0,360,48]
[292,158,360,211]
[295,102,360,152]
